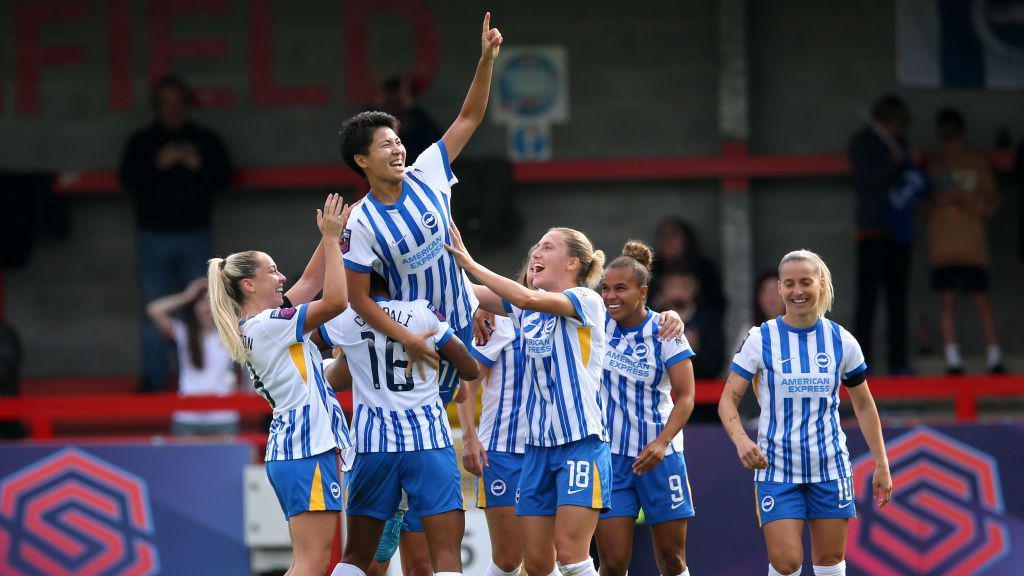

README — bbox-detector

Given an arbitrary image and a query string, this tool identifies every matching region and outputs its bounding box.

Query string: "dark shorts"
[931,266,989,293]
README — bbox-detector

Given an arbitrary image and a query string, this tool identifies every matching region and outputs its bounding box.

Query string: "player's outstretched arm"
[442,11,503,162]
[849,382,893,508]
[719,372,767,470]
[303,194,353,332]
[446,224,578,318]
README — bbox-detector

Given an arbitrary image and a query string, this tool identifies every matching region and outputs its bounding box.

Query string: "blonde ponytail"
[207,252,263,363]
[779,249,834,317]
[549,227,604,289]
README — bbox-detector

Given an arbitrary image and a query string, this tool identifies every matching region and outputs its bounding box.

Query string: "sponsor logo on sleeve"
[270,307,297,320]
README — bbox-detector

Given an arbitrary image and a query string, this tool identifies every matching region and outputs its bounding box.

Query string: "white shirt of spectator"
[171,320,238,426]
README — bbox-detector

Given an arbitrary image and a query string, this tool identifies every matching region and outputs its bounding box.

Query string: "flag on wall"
[898,0,1024,88]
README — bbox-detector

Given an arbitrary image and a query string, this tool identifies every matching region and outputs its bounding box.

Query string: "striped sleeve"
[342,214,378,273]
[730,326,762,381]
[839,326,868,382]
[471,316,515,367]
[411,141,458,191]
[662,334,696,367]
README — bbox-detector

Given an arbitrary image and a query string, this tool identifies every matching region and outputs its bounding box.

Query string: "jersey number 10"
[360,331,415,392]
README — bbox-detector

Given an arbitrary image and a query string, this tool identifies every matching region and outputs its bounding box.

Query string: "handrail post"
[954,389,977,423]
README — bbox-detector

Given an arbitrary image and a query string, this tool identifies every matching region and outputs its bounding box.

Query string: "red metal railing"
[1,376,1021,445]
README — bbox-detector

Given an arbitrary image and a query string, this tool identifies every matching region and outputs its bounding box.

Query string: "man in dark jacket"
[119,76,232,392]
[848,95,914,374]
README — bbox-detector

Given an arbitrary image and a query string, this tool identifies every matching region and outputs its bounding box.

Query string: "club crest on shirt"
[270,307,297,320]
[633,343,651,359]
[815,352,832,369]
[421,211,438,229]
[523,314,556,358]
[341,228,352,254]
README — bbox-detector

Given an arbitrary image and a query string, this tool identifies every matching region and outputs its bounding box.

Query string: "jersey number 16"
[361,331,415,392]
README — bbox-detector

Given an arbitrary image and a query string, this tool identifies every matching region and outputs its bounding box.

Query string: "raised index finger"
[483,11,490,33]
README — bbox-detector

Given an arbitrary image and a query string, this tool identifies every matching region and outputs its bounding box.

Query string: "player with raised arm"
[718,250,893,576]
[326,272,479,576]
[207,194,353,576]
[596,241,697,576]
[446,224,609,576]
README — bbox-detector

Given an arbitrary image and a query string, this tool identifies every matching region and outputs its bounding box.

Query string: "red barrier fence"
[2,376,1022,444]
[52,149,1017,194]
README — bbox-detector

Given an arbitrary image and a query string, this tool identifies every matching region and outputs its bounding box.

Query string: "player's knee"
[492,551,522,573]
[598,554,629,576]
[769,557,803,576]
[524,558,555,576]
[812,552,845,567]
[656,549,685,575]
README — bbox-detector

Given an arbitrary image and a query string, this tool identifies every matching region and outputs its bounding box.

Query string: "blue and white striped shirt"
[731,317,868,483]
[471,315,527,454]
[241,305,353,462]
[506,287,608,447]
[602,311,695,458]
[322,298,456,453]
[342,141,478,331]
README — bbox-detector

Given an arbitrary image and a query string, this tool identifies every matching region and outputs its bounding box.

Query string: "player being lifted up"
[338,10,502,391]
[337,11,502,574]
[324,273,479,576]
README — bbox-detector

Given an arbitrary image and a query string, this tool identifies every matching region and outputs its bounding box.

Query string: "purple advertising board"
[628,423,1024,575]
[0,442,251,575]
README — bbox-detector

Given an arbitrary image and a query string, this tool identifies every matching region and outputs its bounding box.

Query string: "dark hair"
[752,270,779,325]
[606,240,654,288]
[871,94,910,129]
[369,272,390,297]
[182,289,207,370]
[150,75,191,108]
[655,216,700,264]
[936,107,966,142]
[339,111,401,178]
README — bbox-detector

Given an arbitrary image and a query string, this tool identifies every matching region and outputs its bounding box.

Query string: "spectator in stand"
[0,322,25,440]
[849,94,924,375]
[730,271,786,422]
[654,268,724,381]
[146,278,240,435]
[649,217,726,317]
[926,108,1005,375]
[366,75,442,163]
[119,75,233,392]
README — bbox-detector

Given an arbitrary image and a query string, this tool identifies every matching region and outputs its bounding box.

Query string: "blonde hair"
[207,251,263,362]
[605,239,653,287]
[549,227,605,289]
[779,249,834,317]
